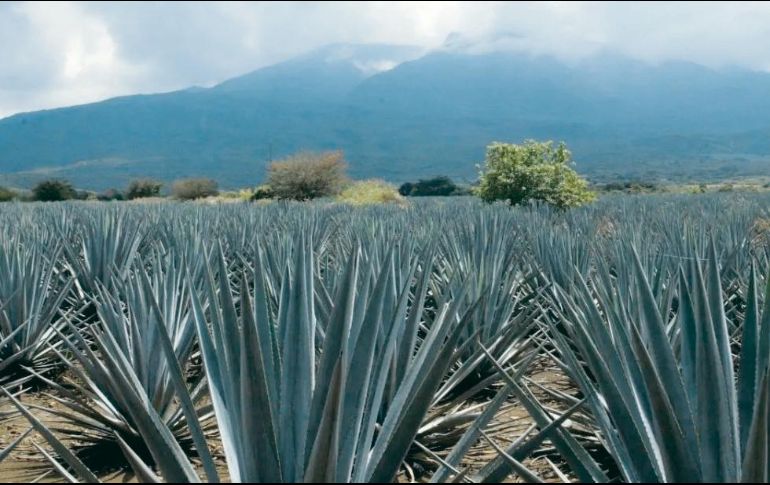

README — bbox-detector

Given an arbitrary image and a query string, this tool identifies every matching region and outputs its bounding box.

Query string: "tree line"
[0,140,596,209]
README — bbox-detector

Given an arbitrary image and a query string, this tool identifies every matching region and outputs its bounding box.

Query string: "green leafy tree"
[398,176,469,196]
[126,178,163,199]
[475,140,596,209]
[32,179,76,201]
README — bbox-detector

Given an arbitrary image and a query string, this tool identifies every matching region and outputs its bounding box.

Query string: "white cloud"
[3,1,770,117]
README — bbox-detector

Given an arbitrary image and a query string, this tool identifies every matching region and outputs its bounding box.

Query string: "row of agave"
[1,192,770,482]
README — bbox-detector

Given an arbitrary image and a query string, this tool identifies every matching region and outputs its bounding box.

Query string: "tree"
[172,178,219,200]
[398,176,469,196]
[126,178,163,199]
[32,179,76,201]
[267,150,348,200]
[475,140,595,209]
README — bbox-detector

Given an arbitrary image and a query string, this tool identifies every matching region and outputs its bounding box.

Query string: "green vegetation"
[476,140,596,209]
[337,179,405,206]
[601,180,659,193]
[267,150,348,200]
[250,184,274,201]
[31,179,76,201]
[171,177,219,200]
[0,186,14,202]
[126,178,163,199]
[398,176,469,196]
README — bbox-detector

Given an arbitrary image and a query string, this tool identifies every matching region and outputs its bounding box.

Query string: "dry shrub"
[268,150,348,200]
[336,179,406,206]
[172,178,219,200]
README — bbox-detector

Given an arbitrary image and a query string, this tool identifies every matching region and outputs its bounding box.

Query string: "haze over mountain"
[2,37,770,190]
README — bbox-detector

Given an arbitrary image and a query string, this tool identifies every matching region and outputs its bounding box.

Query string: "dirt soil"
[2,359,591,483]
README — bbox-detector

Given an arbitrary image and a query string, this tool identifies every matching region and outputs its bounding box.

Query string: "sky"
[3,1,770,118]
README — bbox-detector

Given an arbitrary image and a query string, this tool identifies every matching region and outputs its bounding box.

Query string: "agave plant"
[63,208,145,297]
[0,238,74,384]
[22,253,213,471]
[544,245,770,482]
[183,237,481,483]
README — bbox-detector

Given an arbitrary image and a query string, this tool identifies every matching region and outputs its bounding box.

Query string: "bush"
[215,189,255,201]
[97,188,125,201]
[718,183,735,193]
[398,176,469,196]
[267,150,348,200]
[336,179,406,206]
[126,178,163,199]
[0,186,15,202]
[602,180,658,193]
[32,179,76,201]
[251,184,274,201]
[475,140,596,209]
[692,183,708,194]
[172,178,219,200]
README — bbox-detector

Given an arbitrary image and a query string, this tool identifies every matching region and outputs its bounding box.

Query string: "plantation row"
[1,194,770,482]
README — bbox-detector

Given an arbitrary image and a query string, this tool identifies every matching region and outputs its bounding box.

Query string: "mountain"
[2,41,770,190]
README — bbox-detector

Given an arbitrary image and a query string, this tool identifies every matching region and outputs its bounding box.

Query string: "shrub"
[398,176,469,196]
[97,189,125,201]
[0,186,15,202]
[693,183,708,194]
[126,178,163,199]
[336,179,406,206]
[251,184,274,201]
[171,178,219,200]
[32,179,76,201]
[267,150,348,200]
[475,140,596,209]
[718,183,735,192]
[602,181,658,193]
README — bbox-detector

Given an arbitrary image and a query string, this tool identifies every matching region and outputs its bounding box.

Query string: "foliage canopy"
[32,179,76,202]
[475,140,595,209]
[126,178,163,199]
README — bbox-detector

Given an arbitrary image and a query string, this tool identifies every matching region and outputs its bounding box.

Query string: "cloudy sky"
[3,1,770,118]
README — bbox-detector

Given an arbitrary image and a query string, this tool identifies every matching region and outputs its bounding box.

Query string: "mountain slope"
[1,43,770,190]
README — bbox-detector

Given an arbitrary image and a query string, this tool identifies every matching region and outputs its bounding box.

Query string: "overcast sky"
[3,1,770,118]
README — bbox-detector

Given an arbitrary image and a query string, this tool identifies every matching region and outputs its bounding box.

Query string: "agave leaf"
[115,434,163,484]
[1,387,99,483]
[741,370,770,482]
[479,429,544,483]
[479,344,607,483]
[0,427,32,462]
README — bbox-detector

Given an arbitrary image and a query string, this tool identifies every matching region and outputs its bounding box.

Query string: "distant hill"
[2,41,770,190]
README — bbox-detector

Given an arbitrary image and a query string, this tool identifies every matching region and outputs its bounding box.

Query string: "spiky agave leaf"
[28,254,213,473]
[182,232,484,483]
[544,244,770,482]
[0,237,74,384]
